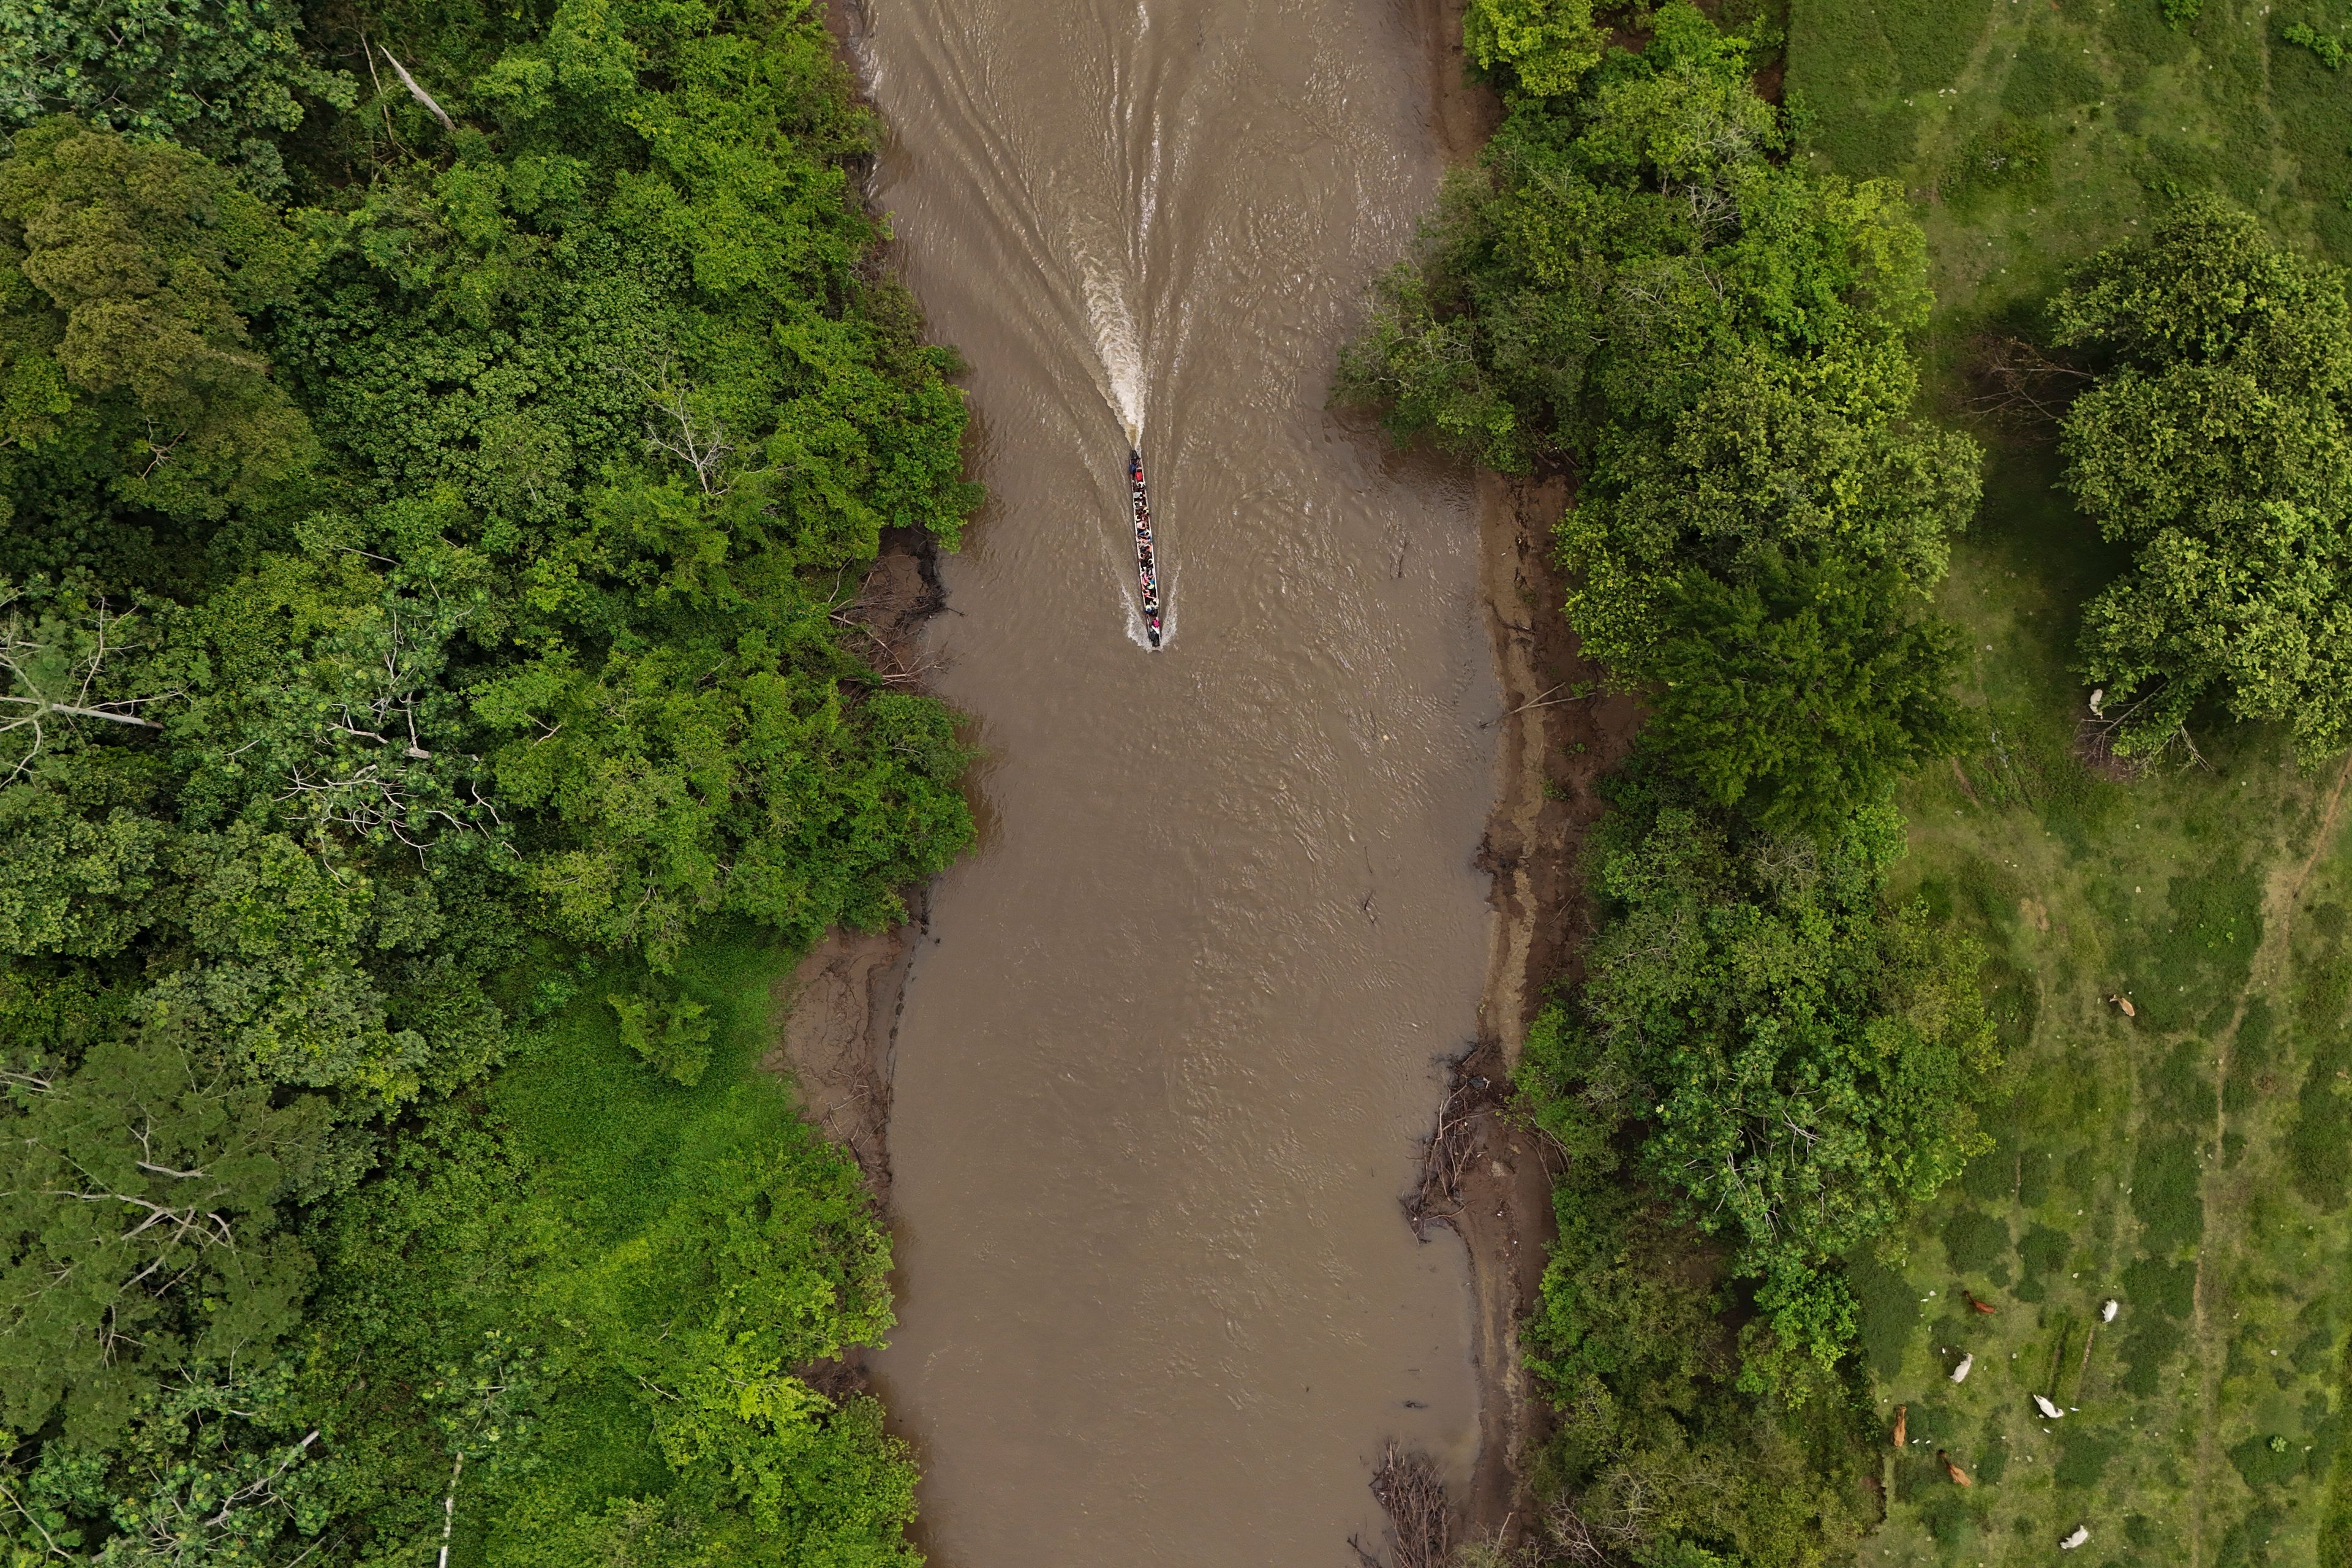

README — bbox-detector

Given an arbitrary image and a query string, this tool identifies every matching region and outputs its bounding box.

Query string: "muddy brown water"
[854,0,1500,1558]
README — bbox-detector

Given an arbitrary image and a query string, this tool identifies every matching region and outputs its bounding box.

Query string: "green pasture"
[1790,0,2352,306]
[1860,450,2352,1568]
[1789,4,2352,1561]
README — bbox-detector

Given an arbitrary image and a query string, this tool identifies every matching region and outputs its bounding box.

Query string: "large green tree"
[0,1036,331,1440]
[1648,553,1965,835]
[0,116,318,552]
[2056,197,2352,760]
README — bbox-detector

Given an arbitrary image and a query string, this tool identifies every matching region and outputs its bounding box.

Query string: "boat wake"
[1082,259,1146,445]
[1086,264,1163,650]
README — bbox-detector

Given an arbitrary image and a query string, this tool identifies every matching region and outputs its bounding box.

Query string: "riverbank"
[767,524,951,1208]
[1418,0,1646,1539]
[1456,470,1643,1540]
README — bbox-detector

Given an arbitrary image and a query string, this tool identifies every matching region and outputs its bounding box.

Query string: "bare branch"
[380,47,457,131]
[637,362,732,494]
[0,590,172,780]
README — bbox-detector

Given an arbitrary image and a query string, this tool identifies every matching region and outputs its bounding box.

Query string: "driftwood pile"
[1350,1444,1451,1568]
[1403,1047,1505,1240]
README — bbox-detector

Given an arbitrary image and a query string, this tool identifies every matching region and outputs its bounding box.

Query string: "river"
[854,0,1500,1558]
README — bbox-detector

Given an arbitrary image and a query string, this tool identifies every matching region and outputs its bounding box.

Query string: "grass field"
[1786,4,2352,1564]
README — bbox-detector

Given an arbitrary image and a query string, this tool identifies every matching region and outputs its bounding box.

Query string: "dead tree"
[2075,684,2209,776]
[1532,1495,1613,1567]
[638,361,733,496]
[379,48,458,131]
[1964,334,2093,433]
[0,590,171,782]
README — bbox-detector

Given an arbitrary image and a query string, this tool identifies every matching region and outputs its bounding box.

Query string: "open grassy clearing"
[1790,0,2352,284]
[1863,458,2352,1568]
[1787,4,2352,1564]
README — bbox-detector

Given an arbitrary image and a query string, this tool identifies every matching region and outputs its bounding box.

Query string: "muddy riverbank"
[1449,467,1643,1537]
[1420,0,1644,1535]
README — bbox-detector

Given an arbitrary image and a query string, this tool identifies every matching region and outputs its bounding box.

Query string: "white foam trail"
[1080,257,1145,442]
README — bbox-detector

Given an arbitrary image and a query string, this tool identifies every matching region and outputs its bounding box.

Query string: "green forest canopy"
[0,0,976,1559]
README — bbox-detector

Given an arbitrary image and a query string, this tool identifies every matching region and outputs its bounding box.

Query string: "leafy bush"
[2284,20,2348,69]
[611,988,717,1087]
[1463,0,1607,96]
[1648,552,1966,835]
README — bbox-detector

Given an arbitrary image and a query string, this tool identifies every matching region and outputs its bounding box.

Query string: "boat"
[1129,447,1163,648]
